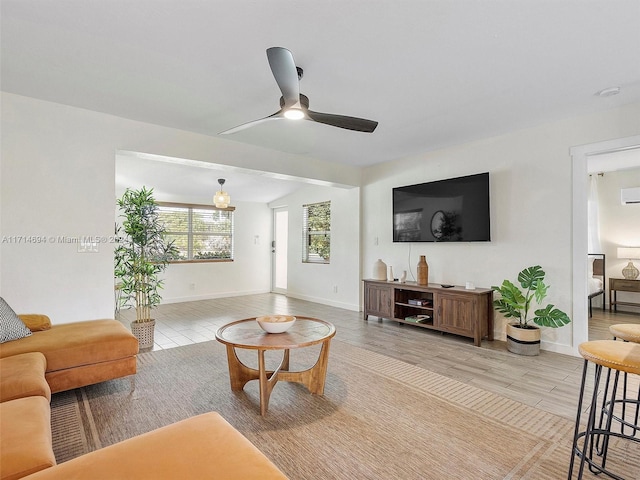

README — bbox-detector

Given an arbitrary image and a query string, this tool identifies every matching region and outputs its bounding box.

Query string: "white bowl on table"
[256,315,296,333]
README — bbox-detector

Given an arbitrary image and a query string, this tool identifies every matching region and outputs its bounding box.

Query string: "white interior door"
[272,207,288,294]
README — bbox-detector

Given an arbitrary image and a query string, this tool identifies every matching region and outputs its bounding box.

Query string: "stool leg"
[607,335,640,438]
[594,366,613,455]
[631,382,640,436]
[621,372,628,436]
[619,373,640,437]
[591,369,620,475]
[569,360,591,479]
[580,364,604,479]
[569,360,604,480]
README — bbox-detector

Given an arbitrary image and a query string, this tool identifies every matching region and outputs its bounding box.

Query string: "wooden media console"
[363,279,494,347]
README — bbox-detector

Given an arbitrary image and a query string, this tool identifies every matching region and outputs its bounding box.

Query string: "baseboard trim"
[161,289,270,304]
[285,292,359,312]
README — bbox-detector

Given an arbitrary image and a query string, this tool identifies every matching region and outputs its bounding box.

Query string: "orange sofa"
[0,315,138,394]
[0,315,138,480]
[0,352,55,480]
[0,317,288,480]
[24,412,289,480]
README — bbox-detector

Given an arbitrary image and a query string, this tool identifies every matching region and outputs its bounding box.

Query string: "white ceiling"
[115,151,328,204]
[3,0,640,202]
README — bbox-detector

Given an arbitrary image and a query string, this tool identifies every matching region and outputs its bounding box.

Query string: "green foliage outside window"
[159,205,233,261]
[304,201,330,263]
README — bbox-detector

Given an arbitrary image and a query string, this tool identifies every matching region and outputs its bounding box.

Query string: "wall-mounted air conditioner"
[621,187,640,205]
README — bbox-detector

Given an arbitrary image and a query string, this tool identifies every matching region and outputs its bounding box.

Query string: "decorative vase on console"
[417,255,429,285]
[373,259,387,280]
[388,265,394,282]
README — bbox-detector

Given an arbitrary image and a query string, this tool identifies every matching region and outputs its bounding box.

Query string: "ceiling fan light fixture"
[219,47,378,134]
[214,178,230,208]
[284,108,305,120]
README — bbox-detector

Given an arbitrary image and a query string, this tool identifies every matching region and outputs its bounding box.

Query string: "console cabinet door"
[434,292,475,336]
[364,282,393,319]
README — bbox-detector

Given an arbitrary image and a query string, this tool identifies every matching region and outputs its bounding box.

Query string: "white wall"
[597,169,640,312]
[270,184,361,311]
[0,93,360,323]
[2,90,639,351]
[362,102,640,355]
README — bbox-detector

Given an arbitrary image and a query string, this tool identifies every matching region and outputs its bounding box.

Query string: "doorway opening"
[272,207,288,294]
[571,135,640,353]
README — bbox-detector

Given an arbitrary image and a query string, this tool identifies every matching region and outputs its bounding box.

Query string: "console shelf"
[363,279,494,346]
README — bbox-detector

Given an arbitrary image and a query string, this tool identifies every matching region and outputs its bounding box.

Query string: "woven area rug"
[51,339,639,479]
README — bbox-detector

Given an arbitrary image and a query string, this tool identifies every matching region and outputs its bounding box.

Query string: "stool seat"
[609,323,640,343]
[578,340,640,375]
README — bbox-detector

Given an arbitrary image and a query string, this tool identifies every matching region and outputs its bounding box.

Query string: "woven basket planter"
[131,319,156,351]
[506,323,540,356]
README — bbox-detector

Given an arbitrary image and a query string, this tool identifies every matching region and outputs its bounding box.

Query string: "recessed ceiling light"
[595,86,621,97]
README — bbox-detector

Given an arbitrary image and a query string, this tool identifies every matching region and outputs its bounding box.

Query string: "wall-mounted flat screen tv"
[393,172,491,242]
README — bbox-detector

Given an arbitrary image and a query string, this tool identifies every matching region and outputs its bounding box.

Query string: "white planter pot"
[506,323,540,356]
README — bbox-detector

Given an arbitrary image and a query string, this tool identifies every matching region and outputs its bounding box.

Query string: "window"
[302,201,330,264]
[158,203,234,262]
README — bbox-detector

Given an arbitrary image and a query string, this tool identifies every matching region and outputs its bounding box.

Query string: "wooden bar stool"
[609,324,640,344]
[568,340,640,480]
[601,324,640,439]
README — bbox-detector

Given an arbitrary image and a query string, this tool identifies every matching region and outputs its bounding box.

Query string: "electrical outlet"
[78,240,99,253]
[189,283,195,290]
[333,285,338,293]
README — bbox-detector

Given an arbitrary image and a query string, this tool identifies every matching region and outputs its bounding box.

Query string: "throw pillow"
[0,297,32,343]
[18,314,52,332]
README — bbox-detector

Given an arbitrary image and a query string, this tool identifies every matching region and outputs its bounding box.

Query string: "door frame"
[571,134,640,354]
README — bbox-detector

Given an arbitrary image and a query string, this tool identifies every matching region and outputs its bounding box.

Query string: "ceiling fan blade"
[219,111,283,135]
[266,47,300,107]
[307,110,378,133]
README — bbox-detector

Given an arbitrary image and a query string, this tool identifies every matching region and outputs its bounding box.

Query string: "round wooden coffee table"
[215,316,336,415]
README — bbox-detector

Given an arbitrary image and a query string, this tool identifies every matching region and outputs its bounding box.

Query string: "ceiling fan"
[219,47,378,135]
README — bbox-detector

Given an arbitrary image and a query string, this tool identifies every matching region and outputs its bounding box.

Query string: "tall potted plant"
[492,265,571,355]
[115,187,177,350]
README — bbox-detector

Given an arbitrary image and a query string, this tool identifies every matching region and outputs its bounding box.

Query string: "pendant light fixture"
[214,178,230,208]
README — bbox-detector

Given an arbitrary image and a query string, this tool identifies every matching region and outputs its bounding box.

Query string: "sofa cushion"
[18,314,52,332]
[0,352,51,402]
[0,298,32,343]
[0,396,56,480]
[23,412,288,480]
[0,320,138,372]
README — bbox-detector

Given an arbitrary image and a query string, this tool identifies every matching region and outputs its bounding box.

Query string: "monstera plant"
[492,265,571,355]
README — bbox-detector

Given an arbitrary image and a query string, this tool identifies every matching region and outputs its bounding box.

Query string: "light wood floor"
[117,294,640,421]
[588,305,640,340]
